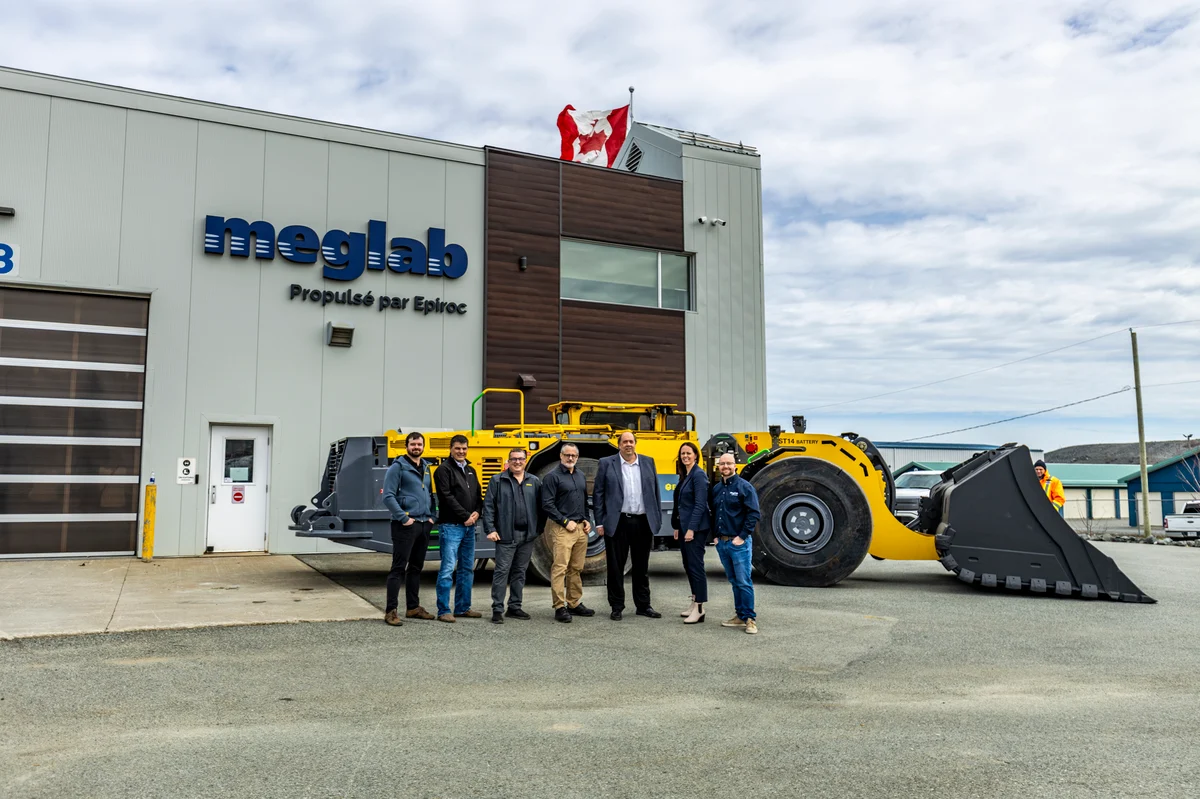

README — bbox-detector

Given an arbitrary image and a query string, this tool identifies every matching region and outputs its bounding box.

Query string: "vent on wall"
[625,141,643,173]
[326,321,355,347]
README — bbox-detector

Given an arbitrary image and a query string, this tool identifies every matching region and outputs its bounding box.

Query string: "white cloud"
[4,0,1198,450]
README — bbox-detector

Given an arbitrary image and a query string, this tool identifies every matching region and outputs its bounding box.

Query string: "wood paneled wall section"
[560,300,686,409]
[484,150,686,426]
[484,151,561,426]
[562,165,684,251]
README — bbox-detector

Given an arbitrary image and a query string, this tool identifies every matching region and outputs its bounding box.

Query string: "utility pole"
[1131,329,1152,537]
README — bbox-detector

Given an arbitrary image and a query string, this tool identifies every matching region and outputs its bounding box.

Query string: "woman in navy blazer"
[671,441,710,624]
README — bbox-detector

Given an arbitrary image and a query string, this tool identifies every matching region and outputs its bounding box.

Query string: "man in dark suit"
[594,431,663,620]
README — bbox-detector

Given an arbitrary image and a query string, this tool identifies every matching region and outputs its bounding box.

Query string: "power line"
[792,317,1200,415]
[904,377,1200,442]
[796,329,1127,412]
[1135,318,1200,330]
[908,387,1133,441]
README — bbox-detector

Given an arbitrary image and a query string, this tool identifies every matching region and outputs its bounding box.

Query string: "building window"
[560,240,692,311]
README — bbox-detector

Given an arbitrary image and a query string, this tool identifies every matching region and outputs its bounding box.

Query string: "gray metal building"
[0,68,767,558]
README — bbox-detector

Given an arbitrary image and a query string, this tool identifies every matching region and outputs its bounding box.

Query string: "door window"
[224,439,254,483]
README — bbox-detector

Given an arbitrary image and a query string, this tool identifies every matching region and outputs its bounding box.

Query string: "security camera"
[697,216,708,224]
[711,218,726,226]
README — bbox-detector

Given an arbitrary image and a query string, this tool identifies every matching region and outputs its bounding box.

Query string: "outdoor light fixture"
[325,321,354,348]
[518,256,528,270]
[697,216,708,224]
[711,218,726,226]
[518,373,536,389]
[0,207,14,217]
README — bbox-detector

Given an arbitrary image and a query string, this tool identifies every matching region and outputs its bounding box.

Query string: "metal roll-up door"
[0,286,149,557]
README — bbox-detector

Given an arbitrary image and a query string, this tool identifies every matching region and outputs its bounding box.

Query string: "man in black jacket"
[433,435,482,623]
[482,447,544,624]
[540,442,596,623]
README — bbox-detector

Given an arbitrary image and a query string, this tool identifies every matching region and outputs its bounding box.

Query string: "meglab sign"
[203,216,467,282]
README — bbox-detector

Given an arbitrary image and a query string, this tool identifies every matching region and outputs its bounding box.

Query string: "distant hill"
[1047,440,1197,464]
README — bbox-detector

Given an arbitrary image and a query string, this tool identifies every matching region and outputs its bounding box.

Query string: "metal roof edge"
[0,65,486,166]
[1119,446,1200,483]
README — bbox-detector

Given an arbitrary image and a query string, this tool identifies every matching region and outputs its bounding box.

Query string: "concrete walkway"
[0,555,378,640]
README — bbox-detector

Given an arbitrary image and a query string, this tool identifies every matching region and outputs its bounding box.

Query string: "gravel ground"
[2,543,1197,798]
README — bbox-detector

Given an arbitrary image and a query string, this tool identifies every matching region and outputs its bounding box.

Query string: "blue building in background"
[1123,448,1200,527]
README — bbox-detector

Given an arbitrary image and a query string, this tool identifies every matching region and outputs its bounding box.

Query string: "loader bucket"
[918,445,1155,603]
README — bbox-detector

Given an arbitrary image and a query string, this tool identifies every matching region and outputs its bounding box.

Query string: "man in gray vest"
[381,431,437,626]
[482,447,544,624]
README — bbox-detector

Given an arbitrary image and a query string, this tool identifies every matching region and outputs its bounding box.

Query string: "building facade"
[1123,449,1200,527]
[0,68,766,558]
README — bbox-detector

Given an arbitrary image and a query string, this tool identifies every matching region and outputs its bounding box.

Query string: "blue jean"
[436,523,476,616]
[716,538,755,620]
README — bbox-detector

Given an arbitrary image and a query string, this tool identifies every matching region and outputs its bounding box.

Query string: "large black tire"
[527,456,619,586]
[749,457,872,587]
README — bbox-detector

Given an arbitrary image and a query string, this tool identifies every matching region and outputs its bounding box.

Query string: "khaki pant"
[547,519,589,609]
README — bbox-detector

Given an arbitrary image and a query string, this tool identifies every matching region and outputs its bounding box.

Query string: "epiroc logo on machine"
[203,216,468,282]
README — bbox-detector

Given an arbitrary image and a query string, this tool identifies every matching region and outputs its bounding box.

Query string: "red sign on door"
[231,486,245,504]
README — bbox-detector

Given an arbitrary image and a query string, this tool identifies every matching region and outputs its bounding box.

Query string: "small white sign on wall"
[0,242,19,277]
[177,457,198,484]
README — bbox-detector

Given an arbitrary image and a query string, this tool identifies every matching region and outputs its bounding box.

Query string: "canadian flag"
[557,104,630,168]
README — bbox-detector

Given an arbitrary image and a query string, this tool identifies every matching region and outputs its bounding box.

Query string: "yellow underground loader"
[290,389,1154,603]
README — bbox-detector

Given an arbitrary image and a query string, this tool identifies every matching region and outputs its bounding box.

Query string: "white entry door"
[206,425,270,552]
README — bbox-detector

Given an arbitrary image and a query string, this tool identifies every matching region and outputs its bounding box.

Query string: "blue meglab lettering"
[203,217,467,281]
[426,227,467,279]
[204,216,275,258]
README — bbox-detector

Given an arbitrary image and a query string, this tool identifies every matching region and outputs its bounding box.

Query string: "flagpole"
[628,86,635,123]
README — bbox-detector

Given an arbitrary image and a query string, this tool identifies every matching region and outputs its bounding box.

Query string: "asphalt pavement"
[2,543,1198,798]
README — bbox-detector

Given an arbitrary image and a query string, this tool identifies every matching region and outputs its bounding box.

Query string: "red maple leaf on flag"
[557,104,630,167]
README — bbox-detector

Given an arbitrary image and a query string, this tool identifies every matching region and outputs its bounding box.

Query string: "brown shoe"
[437,613,456,623]
[384,610,403,627]
[454,610,482,618]
[406,606,435,620]
[745,619,759,635]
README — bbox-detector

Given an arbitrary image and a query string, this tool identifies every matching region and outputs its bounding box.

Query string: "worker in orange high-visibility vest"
[1034,460,1065,514]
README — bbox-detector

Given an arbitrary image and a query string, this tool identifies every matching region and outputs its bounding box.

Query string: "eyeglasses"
[509,457,527,463]
[561,453,578,459]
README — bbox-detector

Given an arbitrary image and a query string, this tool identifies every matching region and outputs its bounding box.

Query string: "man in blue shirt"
[709,452,761,634]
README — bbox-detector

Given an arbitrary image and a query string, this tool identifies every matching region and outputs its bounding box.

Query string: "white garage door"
[0,286,149,557]
[1134,492,1163,527]
[1063,488,1089,520]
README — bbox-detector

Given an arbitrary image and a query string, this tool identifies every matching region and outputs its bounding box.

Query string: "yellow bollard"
[141,474,156,561]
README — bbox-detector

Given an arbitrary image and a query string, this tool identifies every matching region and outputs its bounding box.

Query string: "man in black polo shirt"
[539,442,596,623]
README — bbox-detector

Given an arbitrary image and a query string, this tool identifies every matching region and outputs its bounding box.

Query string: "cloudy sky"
[6,0,1198,451]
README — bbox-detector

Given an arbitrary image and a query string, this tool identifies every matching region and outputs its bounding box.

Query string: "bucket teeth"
[921,444,1155,604]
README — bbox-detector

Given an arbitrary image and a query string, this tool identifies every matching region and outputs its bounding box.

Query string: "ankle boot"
[680,596,696,618]
[684,602,705,624]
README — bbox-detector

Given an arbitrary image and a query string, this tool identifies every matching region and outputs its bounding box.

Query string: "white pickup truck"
[1164,502,1200,539]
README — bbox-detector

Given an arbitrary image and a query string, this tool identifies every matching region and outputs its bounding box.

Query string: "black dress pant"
[679,533,708,603]
[606,513,653,611]
[385,519,431,613]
